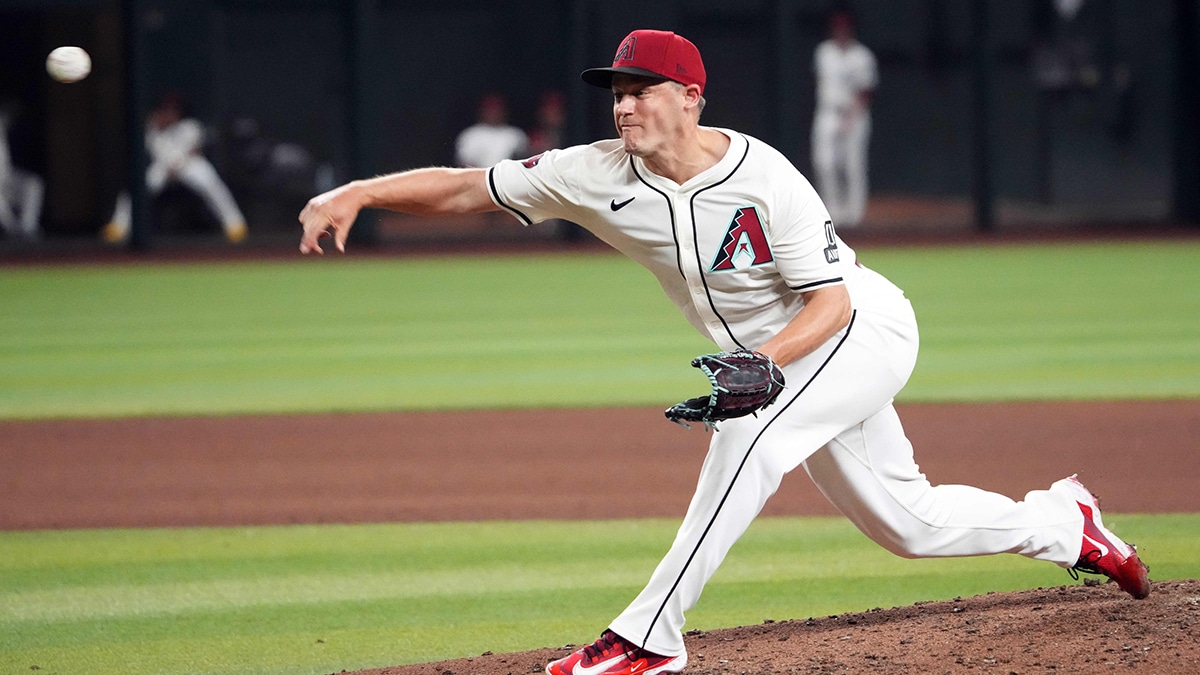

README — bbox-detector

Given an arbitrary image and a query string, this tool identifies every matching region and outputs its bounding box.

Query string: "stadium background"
[1,0,1198,247]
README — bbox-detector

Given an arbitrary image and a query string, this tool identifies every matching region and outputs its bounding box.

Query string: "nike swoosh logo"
[573,654,628,675]
[1082,531,1109,558]
[610,197,635,211]
[627,661,653,675]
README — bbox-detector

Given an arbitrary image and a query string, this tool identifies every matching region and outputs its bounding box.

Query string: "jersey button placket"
[678,191,723,340]
[676,194,706,302]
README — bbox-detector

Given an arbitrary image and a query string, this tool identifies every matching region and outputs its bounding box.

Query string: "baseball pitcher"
[299,29,1149,675]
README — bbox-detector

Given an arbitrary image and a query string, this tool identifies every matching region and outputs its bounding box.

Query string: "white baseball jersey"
[489,129,902,351]
[146,118,205,171]
[455,123,530,168]
[813,39,877,112]
[488,128,1088,659]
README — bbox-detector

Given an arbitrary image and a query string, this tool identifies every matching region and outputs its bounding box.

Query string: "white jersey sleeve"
[755,148,848,293]
[486,139,653,237]
[486,145,588,225]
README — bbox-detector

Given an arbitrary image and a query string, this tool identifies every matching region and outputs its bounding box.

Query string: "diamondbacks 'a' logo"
[710,207,774,272]
[823,220,840,264]
[521,153,544,168]
[614,36,636,64]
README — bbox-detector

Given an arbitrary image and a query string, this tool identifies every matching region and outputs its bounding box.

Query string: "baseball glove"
[665,350,786,430]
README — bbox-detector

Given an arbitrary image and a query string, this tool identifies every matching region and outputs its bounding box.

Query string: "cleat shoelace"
[1069,548,1105,578]
[1068,541,1146,583]
[582,631,638,666]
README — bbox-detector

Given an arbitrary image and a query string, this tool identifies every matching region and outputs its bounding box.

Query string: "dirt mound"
[356,579,1199,674]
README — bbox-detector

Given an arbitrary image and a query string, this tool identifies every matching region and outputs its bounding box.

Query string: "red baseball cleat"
[546,630,686,675]
[1061,475,1150,599]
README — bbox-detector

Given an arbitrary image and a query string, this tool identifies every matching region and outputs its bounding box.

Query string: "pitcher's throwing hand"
[298,182,362,254]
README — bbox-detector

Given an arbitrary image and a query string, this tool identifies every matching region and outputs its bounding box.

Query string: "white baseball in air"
[46,46,92,84]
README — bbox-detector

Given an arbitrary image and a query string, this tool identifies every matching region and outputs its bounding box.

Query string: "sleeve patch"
[823,221,840,264]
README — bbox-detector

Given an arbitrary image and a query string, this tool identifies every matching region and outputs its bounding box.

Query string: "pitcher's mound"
[357,579,1199,675]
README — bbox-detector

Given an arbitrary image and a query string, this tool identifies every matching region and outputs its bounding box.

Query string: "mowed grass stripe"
[1,515,1196,675]
[1,240,1198,419]
[865,240,1200,400]
[0,255,712,418]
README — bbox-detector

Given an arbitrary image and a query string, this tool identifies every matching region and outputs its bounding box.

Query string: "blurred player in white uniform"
[298,28,1150,675]
[454,94,530,168]
[0,102,44,240]
[811,8,877,228]
[104,93,247,243]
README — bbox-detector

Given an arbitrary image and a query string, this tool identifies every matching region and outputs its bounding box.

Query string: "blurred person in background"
[528,90,567,154]
[0,101,44,240]
[103,92,247,243]
[526,90,582,240]
[454,93,530,168]
[811,7,877,228]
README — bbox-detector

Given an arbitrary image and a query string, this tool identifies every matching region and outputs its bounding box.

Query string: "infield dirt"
[3,399,1198,673]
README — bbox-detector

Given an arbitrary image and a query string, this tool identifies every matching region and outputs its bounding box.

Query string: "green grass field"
[2,240,1198,419]
[3,515,1196,675]
[1,240,1198,674]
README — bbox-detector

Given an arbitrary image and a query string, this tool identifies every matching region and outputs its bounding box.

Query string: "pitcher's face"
[610,75,692,159]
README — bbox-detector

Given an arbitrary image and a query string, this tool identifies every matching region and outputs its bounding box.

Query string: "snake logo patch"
[710,206,773,272]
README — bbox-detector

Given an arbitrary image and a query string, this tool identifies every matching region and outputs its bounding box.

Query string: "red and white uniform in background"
[489,130,1087,658]
[811,37,877,228]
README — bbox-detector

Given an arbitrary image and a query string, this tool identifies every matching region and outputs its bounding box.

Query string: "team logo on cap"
[614,35,636,64]
[710,207,774,272]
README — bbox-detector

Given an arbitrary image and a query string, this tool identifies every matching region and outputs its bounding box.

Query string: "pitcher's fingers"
[299,221,329,255]
[298,223,321,254]
[334,225,350,253]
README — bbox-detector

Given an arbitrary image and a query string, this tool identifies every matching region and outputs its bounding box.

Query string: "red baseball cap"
[581,30,706,94]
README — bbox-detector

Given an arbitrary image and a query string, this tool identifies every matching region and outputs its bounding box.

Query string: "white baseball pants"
[608,292,1085,657]
[811,108,871,228]
[109,157,245,237]
[0,167,44,238]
